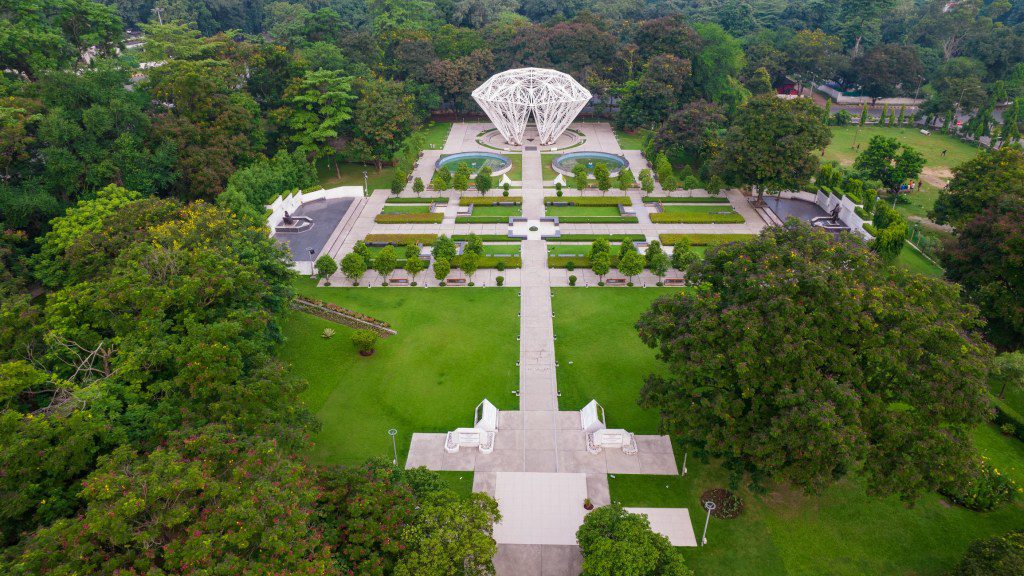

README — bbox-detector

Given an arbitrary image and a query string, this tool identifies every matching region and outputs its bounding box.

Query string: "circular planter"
[551,151,629,177]
[435,152,513,177]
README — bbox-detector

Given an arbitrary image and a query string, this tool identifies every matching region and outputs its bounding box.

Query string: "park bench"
[447,278,467,285]
[606,278,627,285]
[664,278,686,286]
[389,277,409,285]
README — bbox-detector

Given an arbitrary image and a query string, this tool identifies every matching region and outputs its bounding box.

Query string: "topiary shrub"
[568,275,577,286]
[700,488,745,519]
[566,261,575,271]
[496,261,506,272]
[598,281,605,286]
[627,281,634,286]
[496,275,504,286]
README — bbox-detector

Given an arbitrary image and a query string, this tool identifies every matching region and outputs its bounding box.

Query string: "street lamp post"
[701,500,716,546]
[363,171,369,197]
[387,428,398,465]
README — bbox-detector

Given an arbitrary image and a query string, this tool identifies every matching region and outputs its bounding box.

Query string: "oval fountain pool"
[551,151,629,177]
[435,152,512,176]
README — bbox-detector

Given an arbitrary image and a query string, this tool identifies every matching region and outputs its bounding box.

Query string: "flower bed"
[659,233,755,246]
[543,196,632,206]
[291,297,394,336]
[364,233,438,245]
[548,234,646,242]
[374,213,444,224]
[700,488,745,519]
[452,234,520,242]
[455,216,513,224]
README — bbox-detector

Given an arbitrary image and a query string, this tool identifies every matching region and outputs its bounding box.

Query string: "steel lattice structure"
[472,68,591,146]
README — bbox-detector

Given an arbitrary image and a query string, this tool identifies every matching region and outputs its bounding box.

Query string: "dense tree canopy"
[637,222,992,499]
[932,147,1024,227]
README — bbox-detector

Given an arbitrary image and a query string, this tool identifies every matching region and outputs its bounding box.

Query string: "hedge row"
[548,234,646,242]
[374,213,444,224]
[451,255,522,269]
[455,216,512,224]
[650,212,745,224]
[659,233,755,246]
[556,216,639,224]
[643,196,730,204]
[364,233,438,245]
[459,196,523,206]
[544,196,632,206]
[385,197,449,204]
[991,397,1024,442]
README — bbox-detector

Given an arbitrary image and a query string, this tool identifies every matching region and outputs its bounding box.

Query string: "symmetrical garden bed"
[648,204,745,224]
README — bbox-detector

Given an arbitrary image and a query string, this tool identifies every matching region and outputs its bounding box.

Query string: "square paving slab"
[493,472,588,546]
[624,508,698,546]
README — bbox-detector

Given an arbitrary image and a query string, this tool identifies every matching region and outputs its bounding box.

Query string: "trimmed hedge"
[452,255,522,269]
[386,197,449,204]
[659,233,755,246]
[459,196,523,206]
[548,234,646,242]
[455,216,512,224]
[855,206,870,219]
[863,223,878,235]
[544,196,632,206]
[374,213,443,224]
[644,196,731,204]
[452,234,520,242]
[556,216,639,224]
[364,233,438,245]
[650,212,744,224]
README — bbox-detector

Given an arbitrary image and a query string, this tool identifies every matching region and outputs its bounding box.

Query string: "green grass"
[661,205,739,215]
[471,205,522,217]
[380,205,431,214]
[417,122,452,149]
[279,280,519,466]
[317,160,394,191]
[548,244,595,257]
[542,154,560,181]
[435,471,474,498]
[483,244,520,257]
[895,242,943,278]
[546,206,621,217]
[566,283,1024,575]
[553,288,681,434]
[615,128,650,150]
[439,154,523,182]
[823,126,979,171]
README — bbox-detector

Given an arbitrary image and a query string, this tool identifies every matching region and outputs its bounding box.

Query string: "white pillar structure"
[472,68,591,146]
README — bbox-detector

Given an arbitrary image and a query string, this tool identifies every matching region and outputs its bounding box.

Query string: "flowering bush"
[941,459,1018,511]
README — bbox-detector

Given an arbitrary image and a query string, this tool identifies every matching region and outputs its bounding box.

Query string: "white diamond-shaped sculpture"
[472,68,591,146]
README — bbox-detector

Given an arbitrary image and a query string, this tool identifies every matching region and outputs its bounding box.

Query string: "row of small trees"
[316,234,496,286]
[583,237,701,284]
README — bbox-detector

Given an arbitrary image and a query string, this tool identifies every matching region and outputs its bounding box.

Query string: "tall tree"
[714,95,831,202]
[277,69,355,176]
[932,147,1024,228]
[576,505,691,576]
[854,136,926,195]
[347,76,417,170]
[637,222,991,499]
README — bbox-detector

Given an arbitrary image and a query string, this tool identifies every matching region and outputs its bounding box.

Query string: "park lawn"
[897,181,942,219]
[541,154,560,181]
[435,471,474,498]
[552,288,681,434]
[471,205,522,217]
[823,126,979,172]
[611,464,1024,576]
[317,160,394,191]
[279,280,520,466]
[418,122,452,149]
[615,128,650,150]
[546,206,621,217]
[895,243,943,278]
[548,244,593,257]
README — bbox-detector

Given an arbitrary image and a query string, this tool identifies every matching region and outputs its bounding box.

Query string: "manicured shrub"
[364,233,438,245]
[544,196,632,206]
[351,329,379,355]
[374,213,443,224]
[496,261,506,271]
[568,275,577,286]
[459,196,523,206]
[566,261,575,271]
[643,196,731,204]
[315,255,337,284]
[650,212,744,224]
[495,275,504,286]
